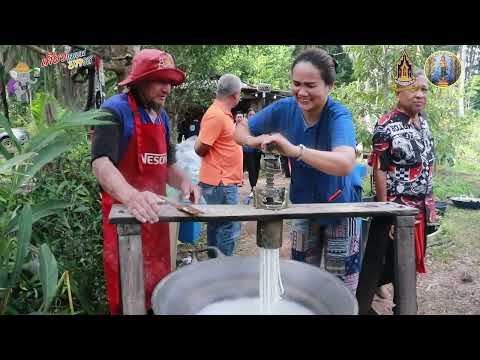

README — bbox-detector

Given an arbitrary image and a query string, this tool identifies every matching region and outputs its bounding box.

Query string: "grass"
[434,161,480,200]
[433,171,480,200]
[430,207,479,261]
[429,161,480,262]
[449,161,480,174]
[360,160,480,201]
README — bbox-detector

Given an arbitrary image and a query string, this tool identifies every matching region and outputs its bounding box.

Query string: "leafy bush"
[31,139,107,314]
[0,105,111,315]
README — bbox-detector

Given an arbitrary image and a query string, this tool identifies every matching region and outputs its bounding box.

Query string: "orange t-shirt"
[198,100,243,186]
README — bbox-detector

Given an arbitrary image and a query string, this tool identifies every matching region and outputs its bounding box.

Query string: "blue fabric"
[352,164,367,188]
[101,93,171,161]
[248,96,358,225]
[352,163,367,200]
[199,183,241,256]
[243,145,259,153]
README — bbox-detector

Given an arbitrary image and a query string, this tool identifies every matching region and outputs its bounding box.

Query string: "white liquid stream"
[196,248,314,315]
[259,248,284,314]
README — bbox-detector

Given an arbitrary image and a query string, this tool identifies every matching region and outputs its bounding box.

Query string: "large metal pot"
[152,247,358,315]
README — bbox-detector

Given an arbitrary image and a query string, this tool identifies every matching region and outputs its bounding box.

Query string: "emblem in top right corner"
[424,51,463,88]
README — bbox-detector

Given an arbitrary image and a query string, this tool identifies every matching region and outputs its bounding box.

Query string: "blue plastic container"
[178,221,201,244]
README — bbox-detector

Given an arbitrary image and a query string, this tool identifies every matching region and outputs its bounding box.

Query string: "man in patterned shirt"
[369,69,438,300]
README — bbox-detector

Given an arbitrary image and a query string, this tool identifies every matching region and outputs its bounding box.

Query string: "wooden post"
[393,215,417,315]
[356,216,393,314]
[117,224,146,315]
[257,220,283,249]
[169,222,179,272]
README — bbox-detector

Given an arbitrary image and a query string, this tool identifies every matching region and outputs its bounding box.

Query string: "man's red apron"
[101,94,170,314]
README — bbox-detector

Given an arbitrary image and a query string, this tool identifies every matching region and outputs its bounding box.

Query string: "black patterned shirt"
[370,109,435,198]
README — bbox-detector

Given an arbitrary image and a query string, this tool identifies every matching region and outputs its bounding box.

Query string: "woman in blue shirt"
[234,48,361,293]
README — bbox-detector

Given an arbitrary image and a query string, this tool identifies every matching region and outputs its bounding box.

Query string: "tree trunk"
[0,73,9,121]
[416,45,422,64]
[62,66,76,109]
[103,45,141,90]
[382,45,389,99]
[458,45,468,117]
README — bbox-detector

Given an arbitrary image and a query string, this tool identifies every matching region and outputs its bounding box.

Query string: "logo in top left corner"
[8,62,40,103]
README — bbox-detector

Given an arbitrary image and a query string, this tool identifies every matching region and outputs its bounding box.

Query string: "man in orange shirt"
[194,74,243,255]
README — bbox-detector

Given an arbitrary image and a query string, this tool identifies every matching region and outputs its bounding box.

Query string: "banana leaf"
[0,152,36,175]
[31,92,61,126]
[5,200,70,234]
[38,243,58,311]
[0,238,14,288]
[22,130,63,154]
[55,109,114,129]
[13,137,71,191]
[23,110,113,154]
[9,205,32,287]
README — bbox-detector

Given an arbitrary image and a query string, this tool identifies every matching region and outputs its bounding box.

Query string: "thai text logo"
[41,50,95,70]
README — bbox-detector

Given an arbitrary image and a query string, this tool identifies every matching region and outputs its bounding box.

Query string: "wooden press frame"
[109,202,418,315]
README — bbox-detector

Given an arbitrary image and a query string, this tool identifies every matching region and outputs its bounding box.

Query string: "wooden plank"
[393,215,417,315]
[109,202,418,224]
[117,224,146,315]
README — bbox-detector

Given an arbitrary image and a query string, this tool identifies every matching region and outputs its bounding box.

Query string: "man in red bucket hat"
[91,48,200,315]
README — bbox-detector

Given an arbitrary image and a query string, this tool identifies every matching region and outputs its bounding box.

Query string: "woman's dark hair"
[291,48,338,86]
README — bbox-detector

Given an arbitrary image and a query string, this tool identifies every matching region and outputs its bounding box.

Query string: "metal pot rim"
[152,255,358,315]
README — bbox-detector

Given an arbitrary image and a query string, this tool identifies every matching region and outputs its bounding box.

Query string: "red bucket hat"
[118,49,186,87]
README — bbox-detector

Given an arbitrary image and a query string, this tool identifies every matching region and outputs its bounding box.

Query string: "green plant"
[0,106,112,314]
[31,140,108,314]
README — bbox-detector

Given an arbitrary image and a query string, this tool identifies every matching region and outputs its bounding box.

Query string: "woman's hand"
[179,181,201,204]
[245,133,271,150]
[260,133,300,158]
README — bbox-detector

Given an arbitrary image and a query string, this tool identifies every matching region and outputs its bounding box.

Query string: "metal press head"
[253,187,289,210]
[252,141,289,210]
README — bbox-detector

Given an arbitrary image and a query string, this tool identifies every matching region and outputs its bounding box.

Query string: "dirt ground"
[179,172,480,315]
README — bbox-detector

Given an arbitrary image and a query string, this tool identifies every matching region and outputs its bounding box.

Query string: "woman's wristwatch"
[296,144,306,161]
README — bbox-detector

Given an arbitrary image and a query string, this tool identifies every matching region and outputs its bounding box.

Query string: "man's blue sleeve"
[248,101,283,136]
[162,110,171,141]
[101,97,123,123]
[331,111,357,149]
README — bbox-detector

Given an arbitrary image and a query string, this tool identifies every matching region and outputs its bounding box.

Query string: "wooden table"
[109,202,418,315]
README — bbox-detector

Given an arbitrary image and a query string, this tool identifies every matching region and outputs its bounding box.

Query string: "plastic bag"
[167,135,202,198]
[167,136,204,244]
